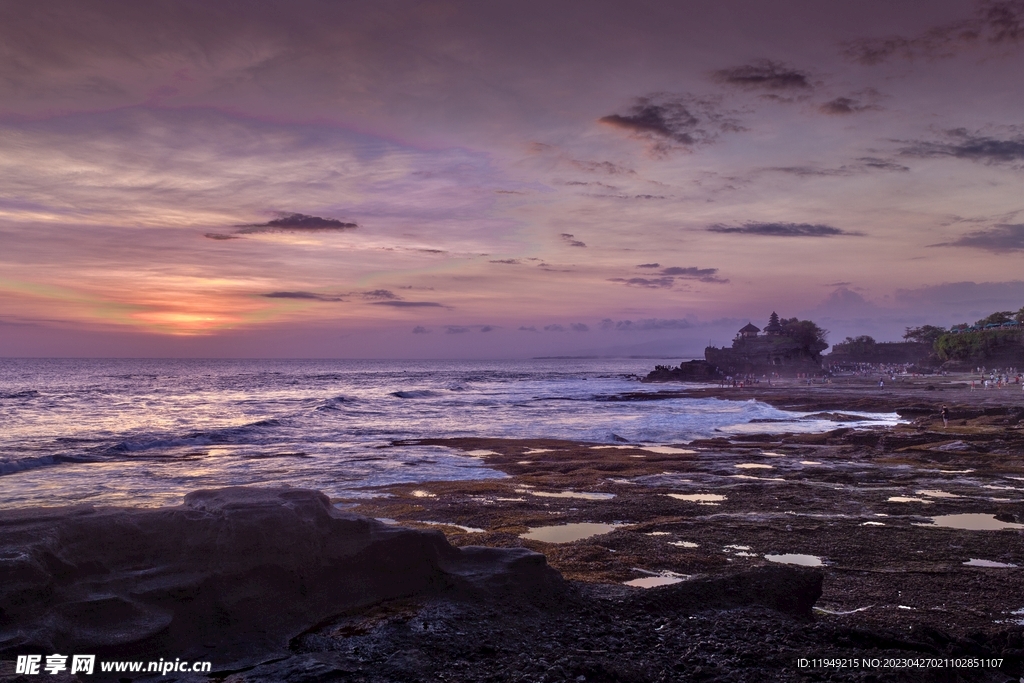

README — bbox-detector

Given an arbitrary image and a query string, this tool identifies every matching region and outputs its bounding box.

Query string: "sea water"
[0,358,898,508]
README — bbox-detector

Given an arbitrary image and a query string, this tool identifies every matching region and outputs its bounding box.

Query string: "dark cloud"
[819,97,879,115]
[768,157,909,176]
[237,213,357,233]
[712,60,812,90]
[370,301,445,308]
[570,323,589,332]
[607,277,675,288]
[543,324,565,332]
[362,289,399,300]
[480,325,496,332]
[560,233,586,247]
[824,281,853,287]
[489,259,520,264]
[204,233,240,240]
[899,129,1024,164]
[842,1,1024,64]
[262,291,344,302]
[599,93,743,150]
[519,326,539,332]
[708,222,859,237]
[416,248,446,254]
[933,223,1024,251]
[445,325,469,334]
[600,318,696,331]
[411,326,430,334]
[636,263,661,268]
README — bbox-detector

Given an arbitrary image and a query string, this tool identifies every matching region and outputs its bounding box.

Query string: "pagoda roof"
[739,323,761,333]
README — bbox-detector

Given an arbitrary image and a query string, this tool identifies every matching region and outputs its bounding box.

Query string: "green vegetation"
[903,325,946,344]
[778,317,828,351]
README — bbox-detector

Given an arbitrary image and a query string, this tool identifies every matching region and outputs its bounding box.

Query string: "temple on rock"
[704,312,827,376]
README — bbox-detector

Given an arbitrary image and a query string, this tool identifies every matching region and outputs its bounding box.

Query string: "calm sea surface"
[0,358,898,508]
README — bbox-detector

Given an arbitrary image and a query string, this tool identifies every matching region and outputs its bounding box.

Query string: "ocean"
[0,358,899,509]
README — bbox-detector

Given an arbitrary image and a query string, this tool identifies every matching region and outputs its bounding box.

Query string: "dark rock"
[0,487,566,671]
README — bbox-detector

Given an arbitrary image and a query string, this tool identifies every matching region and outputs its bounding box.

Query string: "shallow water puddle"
[411,490,436,498]
[645,531,671,536]
[665,493,726,504]
[638,446,697,455]
[669,541,699,548]
[861,521,885,526]
[761,451,786,457]
[800,461,823,465]
[964,559,1018,567]
[916,490,960,498]
[624,576,685,588]
[730,475,785,482]
[886,496,933,504]
[520,490,616,500]
[422,521,486,533]
[735,463,774,469]
[520,522,624,543]
[624,570,688,588]
[765,553,823,567]
[465,450,498,456]
[494,496,525,502]
[917,514,1024,530]
[523,449,552,455]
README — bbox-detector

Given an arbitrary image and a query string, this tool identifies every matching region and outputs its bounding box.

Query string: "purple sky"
[2,0,1024,358]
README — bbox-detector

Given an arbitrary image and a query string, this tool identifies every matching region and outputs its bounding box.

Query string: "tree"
[975,311,1013,327]
[903,325,946,344]
[780,317,829,351]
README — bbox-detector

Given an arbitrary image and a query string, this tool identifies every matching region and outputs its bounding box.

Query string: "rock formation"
[0,487,564,671]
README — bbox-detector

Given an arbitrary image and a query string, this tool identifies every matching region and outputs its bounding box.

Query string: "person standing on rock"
[941,405,949,428]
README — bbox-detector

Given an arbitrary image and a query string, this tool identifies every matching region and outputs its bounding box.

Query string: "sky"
[2,0,1024,358]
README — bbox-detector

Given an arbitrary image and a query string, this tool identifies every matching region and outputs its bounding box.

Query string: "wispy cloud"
[370,301,446,308]
[932,223,1024,251]
[262,291,344,302]
[708,222,860,237]
[899,129,1024,164]
[607,277,675,289]
[599,318,697,331]
[842,1,1024,64]
[712,59,812,90]
[411,325,430,333]
[599,93,743,151]
[560,233,586,247]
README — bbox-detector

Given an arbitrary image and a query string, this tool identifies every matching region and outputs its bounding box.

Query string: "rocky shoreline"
[3,374,1024,682]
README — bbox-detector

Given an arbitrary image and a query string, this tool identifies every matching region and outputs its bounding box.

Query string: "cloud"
[841,1,1024,64]
[933,223,1024,251]
[519,326,539,332]
[600,318,696,331]
[370,301,445,308]
[445,325,469,334]
[236,213,357,234]
[636,263,661,268]
[894,280,1024,307]
[708,222,860,237]
[570,323,589,332]
[607,277,675,288]
[480,325,496,332]
[819,97,879,115]
[362,289,399,300]
[768,157,909,176]
[660,266,723,281]
[489,259,520,264]
[568,159,636,175]
[599,93,743,150]
[411,325,430,334]
[262,291,344,302]
[543,324,565,332]
[560,233,586,247]
[899,129,1024,164]
[204,233,240,240]
[712,60,812,90]
[824,281,853,287]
